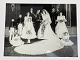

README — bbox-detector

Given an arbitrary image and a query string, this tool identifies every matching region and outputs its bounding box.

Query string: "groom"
[35,10,42,34]
[29,8,37,33]
[29,8,36,23]
[29,8,41,35]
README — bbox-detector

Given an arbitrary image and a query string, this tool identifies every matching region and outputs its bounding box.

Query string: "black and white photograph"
[4,3,78,57]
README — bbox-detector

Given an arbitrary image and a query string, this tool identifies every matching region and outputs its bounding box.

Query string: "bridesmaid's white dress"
[18,23,23,36]
[55,15,74,46]
[9,27,24,46]
[61,33,74,46]
[9,27,15,41]
[10,35,24,46]
[55,16,68,38]
[21,16,36,39]
[14,12,64,55]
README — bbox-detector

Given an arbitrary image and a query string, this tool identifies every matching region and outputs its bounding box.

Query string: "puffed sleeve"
[56,16,60,22]
[63,16,67,22]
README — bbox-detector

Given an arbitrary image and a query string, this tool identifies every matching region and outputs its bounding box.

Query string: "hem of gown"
[14,45,64,55]
[14,39,64,55]
[21,36,37,39]
[61,39,74,46]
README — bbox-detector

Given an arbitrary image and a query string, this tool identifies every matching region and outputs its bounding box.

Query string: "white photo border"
[0,0,80,60]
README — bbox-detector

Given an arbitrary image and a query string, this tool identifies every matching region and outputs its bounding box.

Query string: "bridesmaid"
[9,19,15,41]
[17,14,23,36]
[55,12,74,46]
[55,12,68,39]
[21,12,36,43]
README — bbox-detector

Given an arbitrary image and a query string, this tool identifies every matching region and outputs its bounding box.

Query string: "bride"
[37,9,59,40]
[14,9,64,55]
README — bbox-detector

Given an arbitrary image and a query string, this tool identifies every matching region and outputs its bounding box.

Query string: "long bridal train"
[14,24,64,55]
[14,36,64,55]
[14,9,64,55]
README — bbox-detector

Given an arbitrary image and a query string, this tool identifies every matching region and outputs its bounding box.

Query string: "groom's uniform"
[35,13,42,34]
[30,12,37,33]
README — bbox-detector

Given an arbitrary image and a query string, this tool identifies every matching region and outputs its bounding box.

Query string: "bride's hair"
[42,9,48,14]
[41,9,52,23]
[42,9,50,15]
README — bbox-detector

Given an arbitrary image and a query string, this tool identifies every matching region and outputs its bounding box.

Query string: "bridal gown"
[18,23,23,36]
[14,12,64,55]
